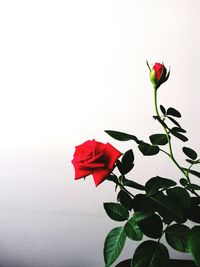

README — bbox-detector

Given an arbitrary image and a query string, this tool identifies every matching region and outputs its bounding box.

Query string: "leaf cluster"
[104,180,200,267]
[104,121,200,267]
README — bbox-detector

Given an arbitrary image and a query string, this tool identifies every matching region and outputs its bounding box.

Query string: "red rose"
[153,63,165,81]
[72,140,122,186]
[149,62,170,89]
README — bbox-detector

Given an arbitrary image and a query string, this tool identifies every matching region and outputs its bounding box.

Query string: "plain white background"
[0,0,200,266]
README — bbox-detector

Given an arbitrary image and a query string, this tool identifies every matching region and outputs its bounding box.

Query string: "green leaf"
[104,130,141,144]
[166,186,191,208]
[186,184,200,190]
[116,160,123,175]
[103,203,129,221]
[170,130,188,142]
[122,149,134,165]
[165,224,190,252]
[153,116,169,129]
[145,176,177,196]
[117,190,133,211]
[185,169,200,178]
[183,147,198,160]
[104,227,126,267]
[167,107,181,118]
[179,178,188,186]
[171,127,186,133]
[106,174,119,184]
[132,194,155,213]
[125,212,151,241]
[185,206,200,223]
[186,159,200,165]
[191,197,200,206]
[123,178,145,191]
[139,214,163,239]
[167,116,181,128]
[149,134,168,146]
[138,142,159,156]
[188,226,200,267]
[160,105,166,116]
[131,240,169,267]
[150,193,185,223]
[118,149,134,175]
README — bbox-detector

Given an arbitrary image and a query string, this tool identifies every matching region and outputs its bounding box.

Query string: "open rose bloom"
[72,140,122,186]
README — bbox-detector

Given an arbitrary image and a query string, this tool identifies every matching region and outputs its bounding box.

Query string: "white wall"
[0,0,200,266]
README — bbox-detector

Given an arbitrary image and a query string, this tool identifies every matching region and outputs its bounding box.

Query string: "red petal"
[92,168,111,186]
[72,159,92,179]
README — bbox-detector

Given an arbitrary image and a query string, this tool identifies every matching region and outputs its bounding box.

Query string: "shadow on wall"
[0,259,93,267]
[0,262,33,267]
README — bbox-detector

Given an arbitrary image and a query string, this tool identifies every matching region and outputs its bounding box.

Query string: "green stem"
[154,90,200,198]
[185,165,200,198]
[154,88,191,184]
[120,184,135,198]
[111,171,135,198]
[158,223,171,243]
[159,148,170,157]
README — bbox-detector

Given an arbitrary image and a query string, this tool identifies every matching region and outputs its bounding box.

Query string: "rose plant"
[71,62,200,267]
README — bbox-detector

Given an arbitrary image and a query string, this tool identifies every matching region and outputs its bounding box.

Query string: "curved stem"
[120,184,135,198]
[159,148,170,157]
[154,89,200,198]
[185,164,200,197]
[158,222,171,243]
[154,88,173,158]
[154,88,193,185]
[111,171,135,198]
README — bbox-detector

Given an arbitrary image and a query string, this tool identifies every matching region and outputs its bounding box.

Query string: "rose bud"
[71,139,122,186]
[148,62,170,89]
